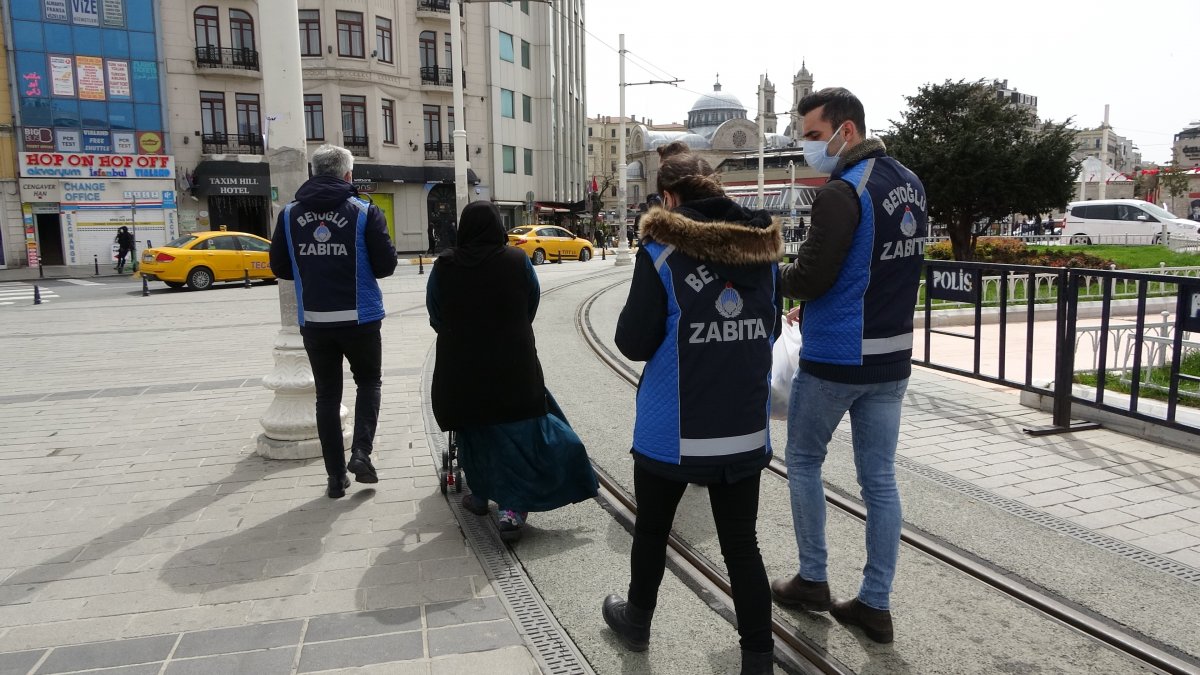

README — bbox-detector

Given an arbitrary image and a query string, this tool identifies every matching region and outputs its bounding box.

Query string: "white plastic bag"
[770,319,802,420]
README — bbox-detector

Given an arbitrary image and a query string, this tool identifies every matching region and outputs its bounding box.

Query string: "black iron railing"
[345,135,369,156]
[420,66,453,86]
[424,141,455,160]
[417,0,451,12]
[195,46,260,71]
[201,133,263,155]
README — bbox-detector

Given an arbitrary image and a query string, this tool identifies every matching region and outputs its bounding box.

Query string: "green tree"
[886,80,1078,260]
[1159,155,1190,215]
[589,173,617,238]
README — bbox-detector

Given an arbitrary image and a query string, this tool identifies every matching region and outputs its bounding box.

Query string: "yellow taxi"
[507,225,594,265]
[139,230,275,290]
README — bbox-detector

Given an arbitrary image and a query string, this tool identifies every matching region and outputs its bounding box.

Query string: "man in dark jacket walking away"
[269,144,397,499]
[772,88,927,644]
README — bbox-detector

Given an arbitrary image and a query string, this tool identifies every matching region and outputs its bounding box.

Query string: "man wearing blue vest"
[771,88,927,644]
[269,144,397,499]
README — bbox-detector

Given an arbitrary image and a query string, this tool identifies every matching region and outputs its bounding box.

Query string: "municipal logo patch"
[314,223,332,243]
[715,283,744,319]
[900,206,917,237]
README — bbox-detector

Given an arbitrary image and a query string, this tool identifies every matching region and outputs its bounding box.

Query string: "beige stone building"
[1173,122,1200,169]
[162,0,584,252]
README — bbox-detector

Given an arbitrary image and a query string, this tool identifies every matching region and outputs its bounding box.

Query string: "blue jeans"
[785,369,907,610]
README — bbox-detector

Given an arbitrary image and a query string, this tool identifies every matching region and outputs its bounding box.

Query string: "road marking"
[0,282,60,303]
[60,278,104,286]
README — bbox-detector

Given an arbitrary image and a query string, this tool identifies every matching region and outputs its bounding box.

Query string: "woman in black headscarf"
[427,202,597,541]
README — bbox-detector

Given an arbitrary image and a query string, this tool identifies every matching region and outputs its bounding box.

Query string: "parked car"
[139,230,275,290]
[1059,199,1200,245]
[507,226,594,264]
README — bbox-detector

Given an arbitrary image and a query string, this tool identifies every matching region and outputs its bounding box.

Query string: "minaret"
[758,73,777,134]
[791,60,815,141]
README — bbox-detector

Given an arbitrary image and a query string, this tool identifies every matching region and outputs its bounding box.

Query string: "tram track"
[574,276,1198,675]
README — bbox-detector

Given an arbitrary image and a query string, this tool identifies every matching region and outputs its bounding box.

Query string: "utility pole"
[617,34,681,266]
[257,0,331,460]
[1098,104,1110,200]
[788,160,796,219]
[757,74,765,210]
[450,0,469,218]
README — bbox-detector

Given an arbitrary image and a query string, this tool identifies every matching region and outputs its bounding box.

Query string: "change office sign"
[928,265,980,304]
[1180,283,1200,333]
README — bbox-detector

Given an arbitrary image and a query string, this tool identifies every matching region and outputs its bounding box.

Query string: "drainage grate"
[839,428,1200,585]
[422,353,594,675]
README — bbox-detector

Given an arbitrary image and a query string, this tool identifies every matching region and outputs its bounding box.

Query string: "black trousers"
[628,463,772,653]
[302,325,382,477]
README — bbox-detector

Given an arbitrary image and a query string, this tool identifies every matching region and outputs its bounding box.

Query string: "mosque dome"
[687,78,747,134]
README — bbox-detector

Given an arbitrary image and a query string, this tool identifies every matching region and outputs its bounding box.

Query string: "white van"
[1060,199,1200,245]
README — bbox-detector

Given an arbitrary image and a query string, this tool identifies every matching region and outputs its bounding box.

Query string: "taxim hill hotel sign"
[18,152,175,179]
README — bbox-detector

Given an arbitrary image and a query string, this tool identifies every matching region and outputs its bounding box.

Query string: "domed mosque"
[626,69,822,220]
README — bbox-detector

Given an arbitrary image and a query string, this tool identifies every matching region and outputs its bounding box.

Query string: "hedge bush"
[926,238,1114,269]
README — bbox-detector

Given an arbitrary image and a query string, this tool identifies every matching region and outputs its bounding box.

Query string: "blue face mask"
[801,124,848,174]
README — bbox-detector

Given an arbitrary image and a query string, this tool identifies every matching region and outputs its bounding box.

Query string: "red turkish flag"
[591,176,598,193]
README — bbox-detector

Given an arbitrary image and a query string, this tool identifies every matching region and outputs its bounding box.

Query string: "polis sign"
[1180,283,1200,333]
[928,266,979,304]
[18,152,175,179]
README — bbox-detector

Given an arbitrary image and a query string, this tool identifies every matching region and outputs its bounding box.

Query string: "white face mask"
[801,124,848,174]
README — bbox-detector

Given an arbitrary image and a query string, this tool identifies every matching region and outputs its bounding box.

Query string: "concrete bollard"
[33,285,41,305]
[419,255,425,275]
[555,250,562,264]
[244,269,251,288]
[94,255,99,276]
[142,275,150,297]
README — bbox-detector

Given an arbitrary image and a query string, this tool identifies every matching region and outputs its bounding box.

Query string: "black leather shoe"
[740,648,774,675]
[347,451,378,484]
[326,474,351,499]
[602,594,652,652]
[830,597,893,644]
[770,575,831,611]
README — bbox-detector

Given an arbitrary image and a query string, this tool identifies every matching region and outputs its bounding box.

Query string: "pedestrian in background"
[269,144,397,499]
[774,87,927,644]
[426,201,598,542]
[114,226,135,274]
[604,140,782,674]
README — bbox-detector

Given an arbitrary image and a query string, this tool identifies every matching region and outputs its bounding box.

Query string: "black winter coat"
[427,247,547,431]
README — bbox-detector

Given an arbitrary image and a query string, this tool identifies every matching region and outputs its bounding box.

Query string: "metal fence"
[914,260,1200,438]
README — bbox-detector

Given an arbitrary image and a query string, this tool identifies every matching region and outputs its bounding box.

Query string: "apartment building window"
[298,10,321,56]
[336,11,365,58]
[610,160,616,173]
[610,128,615,138]
[230,9,255,52]
[500,89,514,119]
[423,105,441,144]
[342,95,368,151]
[521,1,529,13]
[502,145,516,173]
[522,94,531,123]
[195,7,220,50]
[444,33,452,70]
[587,127,592,137]
[235,93,261,139]
[587,144,593,152]
[523,148,533,176]
[419,31,437,68]
[382,99,396,144]
[498,31,514,62]
[375,17,393,63]
[447,107,454,135]
[303,94,324,140]
[200,91,226,137]
[609,144,615,154]
[520,40,530,68]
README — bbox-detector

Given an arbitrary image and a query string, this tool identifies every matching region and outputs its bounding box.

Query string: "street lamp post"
[450,0,469,218]
[756,74,765,210]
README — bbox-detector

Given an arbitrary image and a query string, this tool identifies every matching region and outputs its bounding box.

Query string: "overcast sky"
[581,0,1198,165]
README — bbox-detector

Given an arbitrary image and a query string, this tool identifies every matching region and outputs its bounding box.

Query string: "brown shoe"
[830,598,893,644]
[770,575,831,611]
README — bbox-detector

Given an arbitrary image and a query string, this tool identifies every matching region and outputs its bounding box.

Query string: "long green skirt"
[457,392,599,512]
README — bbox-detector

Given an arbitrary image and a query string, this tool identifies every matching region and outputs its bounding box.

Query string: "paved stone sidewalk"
[0,273,542,674]
[896,369,1200,571]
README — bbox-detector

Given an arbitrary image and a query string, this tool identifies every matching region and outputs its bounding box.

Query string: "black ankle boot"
[602,594,652,652]
[740,648,774,674]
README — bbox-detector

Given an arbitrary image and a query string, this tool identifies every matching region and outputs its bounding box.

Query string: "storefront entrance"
[35,212,64,265]
[207,195,271,238]
[427,185,456,253]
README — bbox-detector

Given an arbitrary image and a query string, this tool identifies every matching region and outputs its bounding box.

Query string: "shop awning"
[352,164,480,185]
[192,160,272,197]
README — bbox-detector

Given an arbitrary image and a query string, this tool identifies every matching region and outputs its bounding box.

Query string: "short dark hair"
[797,87,866,137]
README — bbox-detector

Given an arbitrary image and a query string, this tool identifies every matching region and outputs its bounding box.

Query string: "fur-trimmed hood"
[638,197,783,267]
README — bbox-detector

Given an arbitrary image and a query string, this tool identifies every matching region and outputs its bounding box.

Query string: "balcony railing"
[195,46,260,71]
[424,141,455,160]
[417,0,451,12]
[419,66,453,86]
[345,135,369,157]
[201,133,264,155]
